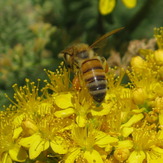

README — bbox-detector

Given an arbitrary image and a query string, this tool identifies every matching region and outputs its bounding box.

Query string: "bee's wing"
[89,27,124,50]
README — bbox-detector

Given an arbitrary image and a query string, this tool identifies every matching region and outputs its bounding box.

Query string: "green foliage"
[0,0,57,107]
[0,0,33,53]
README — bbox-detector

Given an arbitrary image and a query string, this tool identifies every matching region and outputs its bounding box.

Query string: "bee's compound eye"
[77,50,89,59]
[63,53,71,63]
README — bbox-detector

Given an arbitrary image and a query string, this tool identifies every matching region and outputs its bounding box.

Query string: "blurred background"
[0,0,163,109]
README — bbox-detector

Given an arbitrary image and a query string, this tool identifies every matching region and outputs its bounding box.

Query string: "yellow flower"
[159,116,163,130]
[159,66,163,80]
[21,119,38,136]
[101,105,144,138]
[99,0,137,15]
[8,78,42,114]
[130,56,146,73]
[19,114,72,159]
[123,114,144,128]
[154,49,163,65]
[100,104,121,135]
[12,99,55,129]
[63,122,118,163]
[54,88,94,127]
[154,27,163,49]
[132,87,147,105]
[127,125,163,162]
[127,54,162,110]
[148,154,163,163]
[120,113,144,137]
[0,111,27,163]
[99,0,115,15]
[2,27,163,162]
[90,102,113,116]
[122,0,137,8]
[127,150,146,163]
[114,147,131,162]
[44,62,70,93]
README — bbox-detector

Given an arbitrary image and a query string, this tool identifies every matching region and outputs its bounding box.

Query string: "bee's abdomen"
[81,58,107,102]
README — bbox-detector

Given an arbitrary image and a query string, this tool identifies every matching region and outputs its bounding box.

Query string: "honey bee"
[60,27,124,103]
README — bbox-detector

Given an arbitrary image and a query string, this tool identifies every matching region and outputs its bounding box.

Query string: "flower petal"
[76,115,86,127]
[121,113,144,128]
[64,148,81,163]
[13,127,23,139]
[29,137,49,159]
[159,110,163,126]
[54,108,75,118]
[122,127,134,137]
[122,0,137,8]
[158,130,163,139]
[99,0,115,15]
[147,152,163,163]
[84,150,103,163]
[50,136,68,154]
[1,152,12,163]
[116,140,133,149]
[54,93,73,109]
[151,146,163,154]
[105,144,113,153]
[13,113,26,127]
[95,131,118,147]
[127,150,146,163]
[91,103,112,116]
[19,133,40,148]
[9,145,27,162]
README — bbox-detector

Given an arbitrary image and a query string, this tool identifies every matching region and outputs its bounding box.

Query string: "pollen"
[35,114,72,140]
[10,78,42,113]
[71,124,96,151]
[101,105,122,136]
[132,125,157,151]
[0,111,15,156]
[154,27,163,49]
[43,62,70,92]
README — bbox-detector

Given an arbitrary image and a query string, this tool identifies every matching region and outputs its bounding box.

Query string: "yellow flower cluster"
[99,0,137,15]
[0,27,163,163]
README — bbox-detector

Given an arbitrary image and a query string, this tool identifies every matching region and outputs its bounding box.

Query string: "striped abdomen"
[81,58,107,103]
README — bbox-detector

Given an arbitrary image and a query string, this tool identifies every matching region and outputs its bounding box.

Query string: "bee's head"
[59,43,94,69]
[58,45,75,69]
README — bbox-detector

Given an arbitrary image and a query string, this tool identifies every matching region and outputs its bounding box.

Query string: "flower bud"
[114,148,130,162]
[22,119,38,136]
[154,49,163,65]
[130,56,146,72]
[132,88,147,105]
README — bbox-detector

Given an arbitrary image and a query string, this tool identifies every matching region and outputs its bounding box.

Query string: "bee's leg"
[100,57,109,73]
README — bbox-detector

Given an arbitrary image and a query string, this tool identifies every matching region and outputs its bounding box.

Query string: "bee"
[60,27,124,103]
